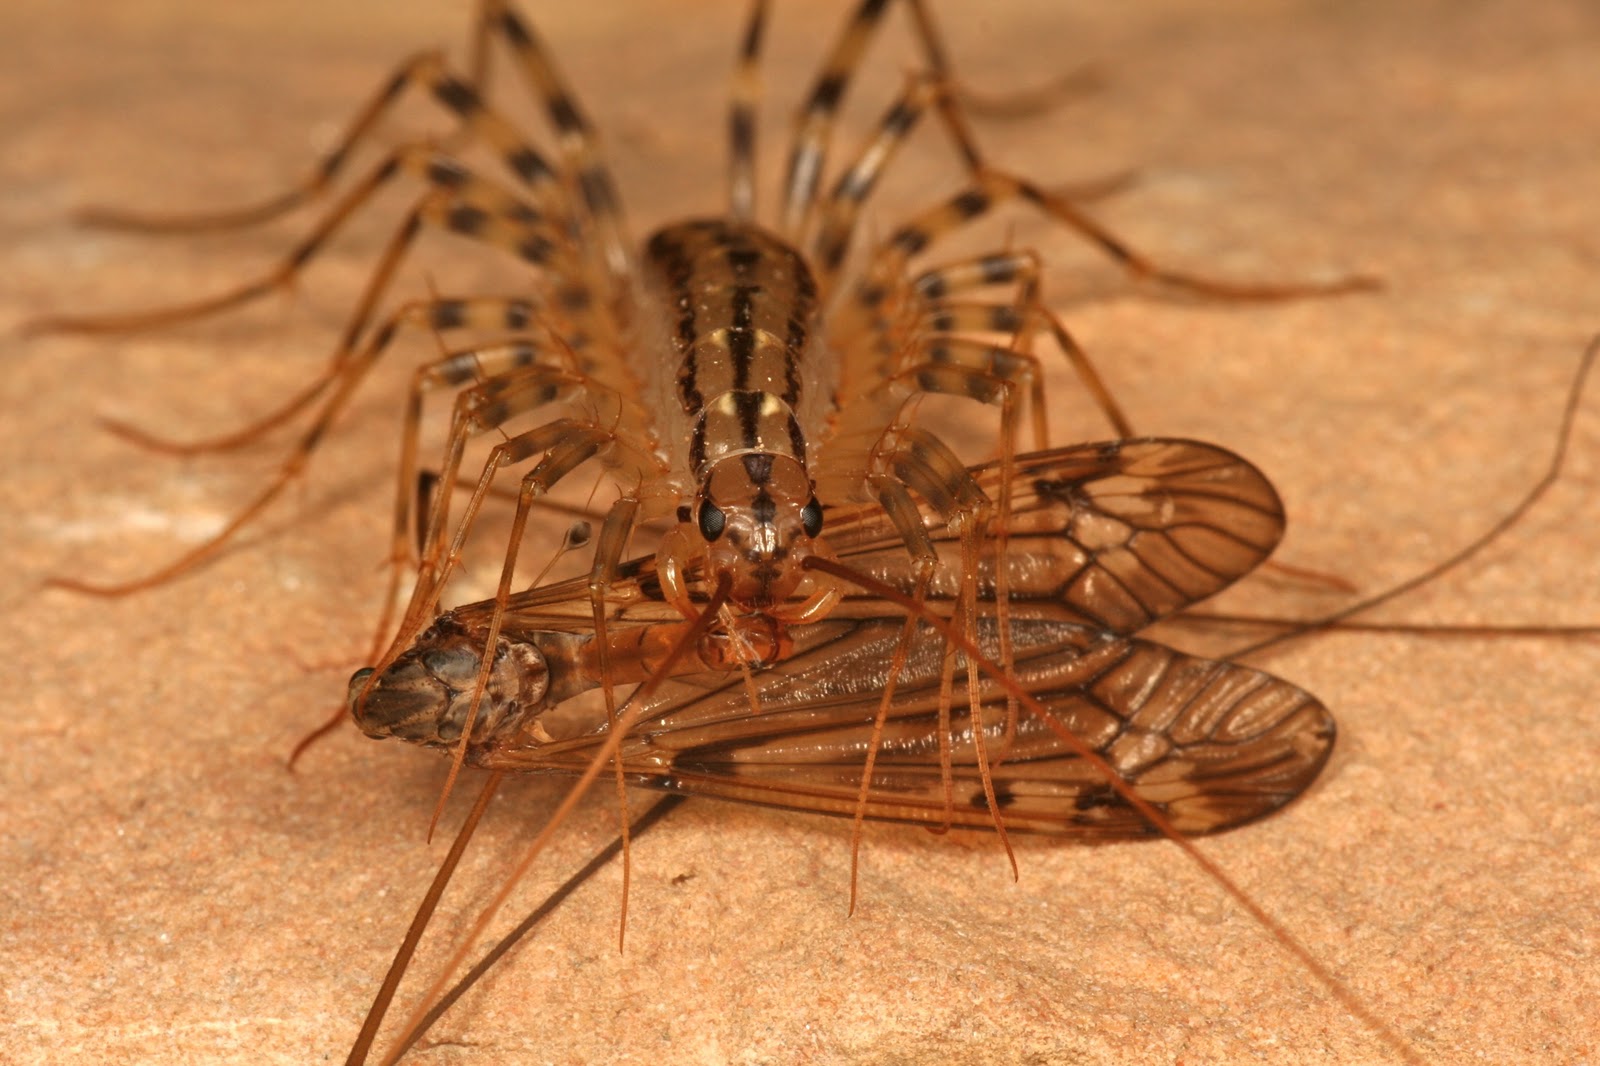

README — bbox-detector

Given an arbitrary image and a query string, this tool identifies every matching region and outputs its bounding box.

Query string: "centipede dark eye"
[697,500,726,540]
[800,497,824,538]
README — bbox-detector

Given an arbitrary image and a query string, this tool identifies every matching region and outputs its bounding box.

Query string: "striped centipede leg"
[27,142,573,467]
[804,73,1132,448]
[778,0,1096,235]
[41,166,605,596]
[779,4,1374,306]
[879,168,1379,303]
[725,0,772,220]
[780,0,996,237]
[72,2,619,240]
[469,0,633,280]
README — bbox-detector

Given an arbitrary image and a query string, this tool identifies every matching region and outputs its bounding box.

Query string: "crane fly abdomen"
[465,616,1335,838]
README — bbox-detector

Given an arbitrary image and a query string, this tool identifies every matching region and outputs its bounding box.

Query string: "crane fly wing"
[479,617,1333,837]
[823,438,1286,631]
[482,438,1285,638]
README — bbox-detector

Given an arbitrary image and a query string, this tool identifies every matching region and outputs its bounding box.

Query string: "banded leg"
[469,0,633,280]
[807,76,1134,445]
[44,155,606,596]
[38,190,551,596]
[392,367,660,657]
[781,0,969,237]
[74,48,570,237]
[101,294,548,457]
[726,0,772,220]
[780,3,1373,304]
[377,333,593,630]
[903,252,1133,441]
[867,168,1378,304]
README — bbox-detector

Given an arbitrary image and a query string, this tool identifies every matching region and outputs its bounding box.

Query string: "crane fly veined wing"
[470,436,1287,633]
[476,616,1334,837]
[354,435,1318,837]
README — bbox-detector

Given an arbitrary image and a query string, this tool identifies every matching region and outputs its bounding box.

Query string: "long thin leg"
[727,0,772,220]
[473,0,633,281]
[28,141,569,341]
[74,49,565,236]
[44,180,576,597]
[102,295,546,456]
[870,169,1379,302]
[780,0,894,238]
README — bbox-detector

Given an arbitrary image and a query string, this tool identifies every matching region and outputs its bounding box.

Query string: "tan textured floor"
[5,2,1600,1063]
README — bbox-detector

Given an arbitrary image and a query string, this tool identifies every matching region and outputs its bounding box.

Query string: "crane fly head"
[347,617,551,751]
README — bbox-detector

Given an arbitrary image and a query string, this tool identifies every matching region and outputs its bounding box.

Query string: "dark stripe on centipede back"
[688,421,707,473]
[729,297,755,391]
[793,247,818,303]
[783,315,806,405]
[787,417,807,465]
[725,242,761,279]
[741,453,774,485]
[734,391,764,448]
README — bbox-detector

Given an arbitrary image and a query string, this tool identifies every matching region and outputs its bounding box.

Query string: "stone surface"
[4,2,1598,1063]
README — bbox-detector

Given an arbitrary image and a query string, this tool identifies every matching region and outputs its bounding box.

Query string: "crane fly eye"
[697,500,726,541]
[800,497,823,538]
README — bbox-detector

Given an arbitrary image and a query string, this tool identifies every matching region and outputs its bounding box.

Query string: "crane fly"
[339,436,1380,1064]
[347,331,1600,1063]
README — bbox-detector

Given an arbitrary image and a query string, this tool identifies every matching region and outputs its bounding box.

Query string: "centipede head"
[348,616,551,752]
[656,451,840,665]
[693,453,826,609]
